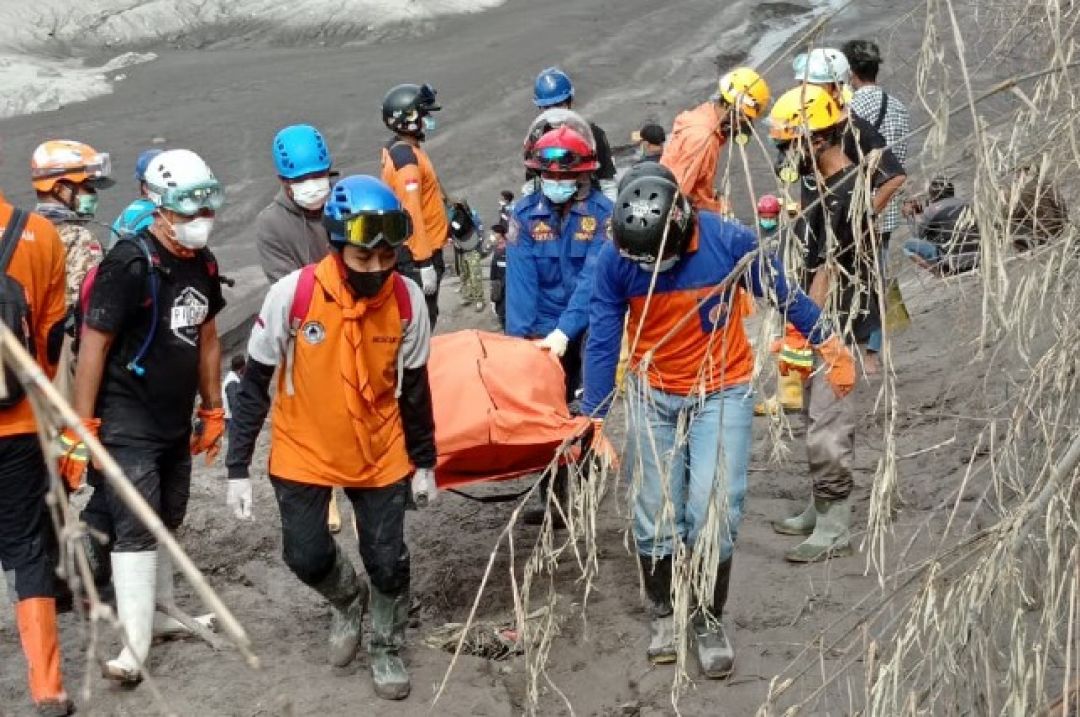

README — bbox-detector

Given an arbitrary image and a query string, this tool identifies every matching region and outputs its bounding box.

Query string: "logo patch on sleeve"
[697,295,730,334]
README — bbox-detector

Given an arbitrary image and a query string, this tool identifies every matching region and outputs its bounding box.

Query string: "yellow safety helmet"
[717,67,771,120]
[767,85,846,141]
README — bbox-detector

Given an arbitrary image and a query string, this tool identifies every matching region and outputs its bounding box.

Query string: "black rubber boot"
[693,557,734,678]
[369,584,410,700]
[522,469,568,528]
[639,554,675,664]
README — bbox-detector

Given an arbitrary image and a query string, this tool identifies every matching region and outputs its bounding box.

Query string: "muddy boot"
[16,598,75,716]
[369,585,410,700]
[327,492,342,534]
[784,497,853,563]
[104,551,157,685]
[312,547,367,667]
[772,497,816,536]
[522,471,567,529]
[693,558,735,679]
[639,554,676,664]
[80,533,113,601]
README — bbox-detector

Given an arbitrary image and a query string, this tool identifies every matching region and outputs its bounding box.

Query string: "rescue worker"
[1,177,73,716]
[381,82,448,328]
[768,87,903,562]
[111,148,164,249]
[256,124,334,283]
[661,67,771,214]
[225,175,436,701]
[255,123,344,533]
[532,67,617,199]
[489,222,509,329]
[841,39,912,363]
[632,123,666,165]
[505,125,613,525]
[67,148,226,684]
[29,139,111,399]
[581,174,854,676]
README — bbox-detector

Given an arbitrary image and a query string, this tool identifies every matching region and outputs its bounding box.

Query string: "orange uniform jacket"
[660,101,727,214]
[244,256,431,487]
[0,195,67,438]
[381,140,448,264]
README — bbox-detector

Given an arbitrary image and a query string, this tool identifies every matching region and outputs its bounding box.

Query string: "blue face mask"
[422,115,437,134]
[541,178,578,205]
[759,218,778,232]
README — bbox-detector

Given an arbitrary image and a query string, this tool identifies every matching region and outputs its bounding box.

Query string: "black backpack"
[0,209,34,408]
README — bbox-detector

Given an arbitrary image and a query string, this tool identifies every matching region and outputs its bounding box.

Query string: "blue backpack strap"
[125,234,161,377]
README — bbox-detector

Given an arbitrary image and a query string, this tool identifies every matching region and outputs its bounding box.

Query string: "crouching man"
[225,175,436,700]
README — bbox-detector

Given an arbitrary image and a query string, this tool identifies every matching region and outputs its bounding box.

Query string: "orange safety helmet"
[30,140,112,193]
[525,126,600,173]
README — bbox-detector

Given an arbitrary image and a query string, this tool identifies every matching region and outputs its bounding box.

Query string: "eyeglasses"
[325,210,412,249]
[158,181,225,216]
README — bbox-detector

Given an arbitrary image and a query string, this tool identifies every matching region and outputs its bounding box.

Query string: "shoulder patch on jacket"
[387,142,418,170]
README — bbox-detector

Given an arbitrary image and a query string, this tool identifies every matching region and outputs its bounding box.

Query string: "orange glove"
[776,323,814,379]
[588,418,620,471]
[816,335,856,398]
[190,407,226,465]
[56,418,101,491]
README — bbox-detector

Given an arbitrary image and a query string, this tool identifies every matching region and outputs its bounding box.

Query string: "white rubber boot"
[152,547,215,638]
[104,551,157,684]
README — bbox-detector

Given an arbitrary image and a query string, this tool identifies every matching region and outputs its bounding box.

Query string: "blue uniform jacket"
[506,188,613,340]
[581,211,829,417]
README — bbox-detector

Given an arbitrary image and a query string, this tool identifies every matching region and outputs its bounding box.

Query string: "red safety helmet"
[525,126,599,173]
[756,194,782,218]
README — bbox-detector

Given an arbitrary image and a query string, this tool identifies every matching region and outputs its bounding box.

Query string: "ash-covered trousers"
[625,382,753,563]
[459,249,484,304]
[805,361,857,500]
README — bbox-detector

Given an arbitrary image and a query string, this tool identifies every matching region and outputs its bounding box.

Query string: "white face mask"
[290,177,331,210]
[171,216,214,250]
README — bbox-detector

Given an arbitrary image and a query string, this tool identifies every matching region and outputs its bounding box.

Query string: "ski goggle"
[32,152,112,185]
[533,146,592,171]
[153,181,225,216]
[325,210,412,249]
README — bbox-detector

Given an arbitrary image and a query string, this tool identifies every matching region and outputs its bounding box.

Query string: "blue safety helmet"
[533,67,574,108]
[134,148,163,183]
[272,124,332,180]
[322,175,412,249]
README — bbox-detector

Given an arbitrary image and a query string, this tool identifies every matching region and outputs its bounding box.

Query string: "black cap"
[500,190,514,202]
[492,222,509,235]
[639,124,666,145]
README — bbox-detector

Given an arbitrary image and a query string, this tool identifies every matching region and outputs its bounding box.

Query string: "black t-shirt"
[85,232,225,446]
[798,115,904,206]
[799,168,879,342]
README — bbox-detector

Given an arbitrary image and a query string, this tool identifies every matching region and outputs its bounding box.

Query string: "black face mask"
[345,266,393,299]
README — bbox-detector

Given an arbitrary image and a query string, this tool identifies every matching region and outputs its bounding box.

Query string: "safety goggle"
[417,84,441,112]
[534,146,590,171]
[325,210,412,249]
[32,152,113,185]
[157,181,225,216]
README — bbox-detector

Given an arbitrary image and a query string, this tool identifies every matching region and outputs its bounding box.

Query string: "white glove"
[226,478,252,520]
[411,468,437,508]
[537,329,569,358]
[419,265,438,296]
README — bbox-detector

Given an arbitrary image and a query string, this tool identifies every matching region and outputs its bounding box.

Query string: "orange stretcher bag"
[429,330,589,488]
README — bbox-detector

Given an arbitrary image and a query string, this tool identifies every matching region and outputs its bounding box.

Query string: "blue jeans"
[903,238,943,264]
[625,382,754,563]
[867,233,891,353]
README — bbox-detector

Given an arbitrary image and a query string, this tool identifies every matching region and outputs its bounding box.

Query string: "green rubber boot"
[369,585,410,700]
[784,497,853,563]
[311,547,367,668]
[771,497,816,536]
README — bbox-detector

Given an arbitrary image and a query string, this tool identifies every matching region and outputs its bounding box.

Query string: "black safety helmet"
[928,175,955,202]
[616,160,678,195]
[613,175,695,264]
[382,83,441,135]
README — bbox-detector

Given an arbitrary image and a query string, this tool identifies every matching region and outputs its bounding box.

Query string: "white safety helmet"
[523,108,597,157]
[793,48,851,85]
[143,149,225,215]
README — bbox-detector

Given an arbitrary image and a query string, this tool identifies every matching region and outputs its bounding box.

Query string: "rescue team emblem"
[698,295,730,333]
[170,287,210,346]
[532,220,555,241]
[580,216,597,232]
[302,321,326,345]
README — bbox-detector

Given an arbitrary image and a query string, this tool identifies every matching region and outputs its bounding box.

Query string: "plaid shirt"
[849,85,910,234]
